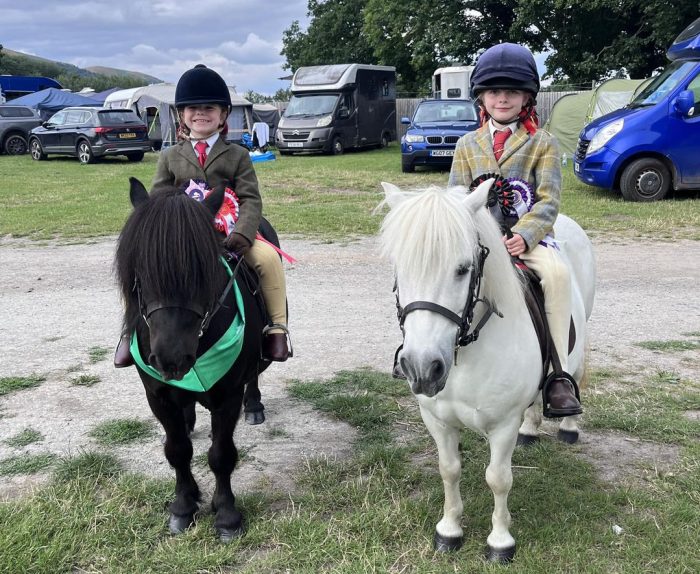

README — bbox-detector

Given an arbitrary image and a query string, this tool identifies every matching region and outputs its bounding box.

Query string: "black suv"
[0,104,43,155]
[29,107,151,164]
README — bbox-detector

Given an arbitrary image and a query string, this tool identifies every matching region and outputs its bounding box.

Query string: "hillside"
[0,48,162,90]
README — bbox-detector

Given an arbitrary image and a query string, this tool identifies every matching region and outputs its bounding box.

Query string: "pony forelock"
[379,185,524,314]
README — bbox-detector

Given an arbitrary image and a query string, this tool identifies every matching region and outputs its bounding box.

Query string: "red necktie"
[194,141,208,167]
[493,128,512,161]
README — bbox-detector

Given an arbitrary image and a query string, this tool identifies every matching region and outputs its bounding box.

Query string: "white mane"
[379,184,525,317]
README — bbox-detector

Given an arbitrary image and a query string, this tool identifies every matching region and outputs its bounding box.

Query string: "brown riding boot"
[544,375,582,418]
[114,335,134,368]
[262,324,292,362]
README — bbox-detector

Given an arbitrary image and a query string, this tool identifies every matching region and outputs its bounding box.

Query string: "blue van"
[574,17,700,201]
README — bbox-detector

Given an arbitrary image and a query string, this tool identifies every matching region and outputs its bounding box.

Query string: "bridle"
[135,255,241,338]
[394,238,502,364]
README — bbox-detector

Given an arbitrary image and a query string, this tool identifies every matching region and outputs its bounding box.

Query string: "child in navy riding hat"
[115,64,291,366]
[449,43,581,418]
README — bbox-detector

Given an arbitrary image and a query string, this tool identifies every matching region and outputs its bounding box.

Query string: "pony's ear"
[129,177,149,208]
[380,181,405,209]
[466,178,494,214]
[203,184,225,216]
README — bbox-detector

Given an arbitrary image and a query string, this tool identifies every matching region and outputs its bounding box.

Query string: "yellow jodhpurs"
[520,243,572,372]
[245,240,288,333]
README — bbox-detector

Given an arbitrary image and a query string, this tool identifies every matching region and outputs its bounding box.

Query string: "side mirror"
[401,116,411,124]
[42,121,53,128]
[338,107,350,119]
[673,90,694,116]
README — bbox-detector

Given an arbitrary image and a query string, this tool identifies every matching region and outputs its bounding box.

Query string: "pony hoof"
[168,513,194,534]
[434,531,463,552]
[557,429,579,444]
[245,411,265,425]
[217,525,245,543]
[516,433,539,446]
[485,544,516,563]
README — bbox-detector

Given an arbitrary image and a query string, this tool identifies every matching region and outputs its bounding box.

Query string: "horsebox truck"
[275,63,396,155]
[574,17,700,201]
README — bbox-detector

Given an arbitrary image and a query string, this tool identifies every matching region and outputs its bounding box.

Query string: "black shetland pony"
[115,177,269,541]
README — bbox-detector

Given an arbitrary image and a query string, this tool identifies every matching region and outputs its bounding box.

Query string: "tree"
[282,1,699,93]
[514,0,699,83]
[281,0,375,71]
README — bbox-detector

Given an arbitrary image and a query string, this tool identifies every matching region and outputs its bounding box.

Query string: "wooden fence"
[394,91,581,140]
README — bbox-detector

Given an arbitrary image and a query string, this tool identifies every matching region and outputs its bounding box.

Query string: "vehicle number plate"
[574,162,580,173]
[119,132,137,139]
[287,142,304,148]
[430,150,454,157]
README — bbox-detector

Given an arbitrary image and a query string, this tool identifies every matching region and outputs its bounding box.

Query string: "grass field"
[1,146,698,240]
[1,147,698,573]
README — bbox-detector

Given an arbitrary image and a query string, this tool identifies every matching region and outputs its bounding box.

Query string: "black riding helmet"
[174,64,232,109]
[470,43,540,99]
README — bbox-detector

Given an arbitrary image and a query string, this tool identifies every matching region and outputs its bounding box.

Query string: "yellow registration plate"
[119,132,137,139]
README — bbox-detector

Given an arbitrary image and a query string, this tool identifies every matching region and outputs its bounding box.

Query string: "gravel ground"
[0,235,698,500]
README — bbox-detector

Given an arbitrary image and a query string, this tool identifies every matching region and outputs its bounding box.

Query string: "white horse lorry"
[275,63,396,155]
[432,66,474,100]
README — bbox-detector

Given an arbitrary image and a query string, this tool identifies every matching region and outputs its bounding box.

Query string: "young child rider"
[114,64,290,366]
[449,43,582,417]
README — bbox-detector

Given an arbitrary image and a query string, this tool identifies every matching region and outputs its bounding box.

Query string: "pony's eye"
[456,263,470,277]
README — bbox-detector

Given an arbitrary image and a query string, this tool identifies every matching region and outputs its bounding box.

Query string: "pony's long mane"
[380,186,525,317]
[115,187,224,332]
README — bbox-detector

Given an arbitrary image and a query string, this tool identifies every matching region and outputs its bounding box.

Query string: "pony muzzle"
[400,353,450,397]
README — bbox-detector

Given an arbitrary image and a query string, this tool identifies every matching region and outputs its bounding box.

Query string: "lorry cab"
[574,17,700,201]
[276,64,396,155]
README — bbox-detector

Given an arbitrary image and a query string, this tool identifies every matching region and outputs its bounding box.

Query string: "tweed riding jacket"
[152,138,262,243]
[448,124,562,250]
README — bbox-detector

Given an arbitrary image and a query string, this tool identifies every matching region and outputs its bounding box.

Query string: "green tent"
[545,78,651,156]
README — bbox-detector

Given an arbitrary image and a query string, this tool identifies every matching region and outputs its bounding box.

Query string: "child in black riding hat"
[114,65,291,367]
[449,43,581,418]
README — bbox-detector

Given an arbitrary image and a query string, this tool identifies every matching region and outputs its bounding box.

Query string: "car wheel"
[279,150,292,156]
[380,133,389,148]
[4,134,28,155]
[29,138,47,161]
[401,161,415,173]
[619,158,670,202]
[77,141,95,164]
[331,137,344,155]
[126,152,145,162]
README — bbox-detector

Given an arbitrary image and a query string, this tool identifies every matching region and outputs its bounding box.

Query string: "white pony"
[379,179,595,562]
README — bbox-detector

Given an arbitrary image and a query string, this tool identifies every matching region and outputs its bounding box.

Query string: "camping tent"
[545,78,651,156]
[9,88,100,120]
[104,84,254,148]
[252,103,281,141]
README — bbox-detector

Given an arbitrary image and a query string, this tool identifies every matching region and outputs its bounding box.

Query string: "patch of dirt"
[0,236,698,500]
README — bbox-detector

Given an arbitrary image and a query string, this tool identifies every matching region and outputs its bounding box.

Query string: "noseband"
[394,238,502,363]
[135,255,241,338]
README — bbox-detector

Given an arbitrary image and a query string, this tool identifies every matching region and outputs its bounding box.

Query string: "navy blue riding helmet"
[174,64,232,109]
[470,43,540,98]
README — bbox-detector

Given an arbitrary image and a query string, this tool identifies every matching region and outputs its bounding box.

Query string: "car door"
[38,111,69,151]
[59,109,87,152]
[669,71,700,185]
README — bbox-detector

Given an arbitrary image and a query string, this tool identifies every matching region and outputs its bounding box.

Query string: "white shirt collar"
[191,133,220,150]
[489,120,519,138]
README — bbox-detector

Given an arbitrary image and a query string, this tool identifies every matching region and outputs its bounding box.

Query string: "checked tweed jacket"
[152,138,262,244]
[448,124,562,250]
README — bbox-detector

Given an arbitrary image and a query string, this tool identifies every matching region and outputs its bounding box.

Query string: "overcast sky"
[0,0,311,95]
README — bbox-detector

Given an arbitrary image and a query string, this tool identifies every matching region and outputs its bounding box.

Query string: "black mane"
[115,186,224,334]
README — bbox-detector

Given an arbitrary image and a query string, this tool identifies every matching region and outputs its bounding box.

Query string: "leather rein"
[394,238,502,364]
[135,255,242,338]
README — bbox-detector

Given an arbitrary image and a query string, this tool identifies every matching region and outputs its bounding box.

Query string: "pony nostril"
[430,359,445,382]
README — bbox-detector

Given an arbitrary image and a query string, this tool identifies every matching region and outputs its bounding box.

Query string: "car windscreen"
[98,111,144,125]
[629,61,696,107]
[284,94,339,117]
[413,102,477,123]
